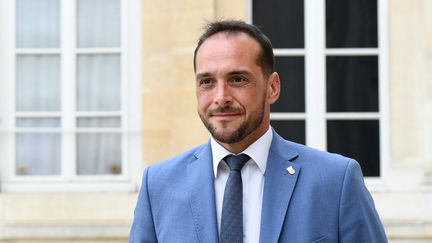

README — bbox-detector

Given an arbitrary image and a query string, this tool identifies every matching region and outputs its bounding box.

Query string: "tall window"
[251,0,388,177]
[0,0,142,191]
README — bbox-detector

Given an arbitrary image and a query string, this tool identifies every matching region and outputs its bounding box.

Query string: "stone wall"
[1,0,432,242]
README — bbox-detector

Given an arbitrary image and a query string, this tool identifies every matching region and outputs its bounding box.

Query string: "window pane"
[16,133,61,175]
[16,55,61,111]
[326,56,378,112]
[77,133,121,175]
[77,54,121,111]
[77,0,121,47]
[326,0,377,48]
[16,0,60,48]
[272,57,305,112]
[253,0,304,48]
[327,120,380,177]
[77,117,121,128]
[270,120,305,145]
[16,118,60,127]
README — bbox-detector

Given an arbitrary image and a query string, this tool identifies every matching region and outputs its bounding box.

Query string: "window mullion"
[305,0,326,150]
[121,0,129,179]
[61,0,77,180]
[127,0,143,185]
[0,0,17,185]
[378,0,390,177]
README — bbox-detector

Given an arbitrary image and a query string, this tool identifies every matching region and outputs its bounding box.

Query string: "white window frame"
[246,0,389,188]
[0,0,143,192]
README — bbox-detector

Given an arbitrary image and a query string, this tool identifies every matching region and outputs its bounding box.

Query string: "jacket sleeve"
[129,167,158,243]
[338,160,388,243]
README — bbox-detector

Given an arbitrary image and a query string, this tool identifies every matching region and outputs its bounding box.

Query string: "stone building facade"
[0,0,431,242]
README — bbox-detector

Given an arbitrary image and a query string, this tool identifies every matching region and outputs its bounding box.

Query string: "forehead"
[195,32,261,68]
[199,32,260,52]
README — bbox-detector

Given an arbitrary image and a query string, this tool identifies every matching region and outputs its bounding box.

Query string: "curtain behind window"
[15,0,122,176]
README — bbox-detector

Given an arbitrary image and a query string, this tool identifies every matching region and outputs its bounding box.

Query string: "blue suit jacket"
[130,131,387,242]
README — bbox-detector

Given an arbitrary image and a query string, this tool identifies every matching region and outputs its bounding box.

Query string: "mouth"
[210,112,241,121]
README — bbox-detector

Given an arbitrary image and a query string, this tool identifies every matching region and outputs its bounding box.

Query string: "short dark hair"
[193,20,274,77]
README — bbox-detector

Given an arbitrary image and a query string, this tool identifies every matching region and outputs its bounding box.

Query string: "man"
[130,20,387,243]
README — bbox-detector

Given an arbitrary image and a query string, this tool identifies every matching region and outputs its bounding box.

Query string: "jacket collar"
[259,130,300,243]
[187,142,219,242]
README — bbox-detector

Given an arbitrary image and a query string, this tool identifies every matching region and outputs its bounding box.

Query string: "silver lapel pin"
[286,166,295,175]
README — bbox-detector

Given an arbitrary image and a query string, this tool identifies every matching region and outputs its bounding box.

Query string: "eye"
[198,78,214,87]
[230,75,247,85]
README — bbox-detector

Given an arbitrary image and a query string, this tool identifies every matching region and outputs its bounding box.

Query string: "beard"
[198,98,266,144]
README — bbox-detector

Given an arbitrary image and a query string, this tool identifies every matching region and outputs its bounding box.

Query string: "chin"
[214,129,235,138]
[212,128,246,144]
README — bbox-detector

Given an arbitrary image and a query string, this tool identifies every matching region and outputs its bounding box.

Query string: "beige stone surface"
[0,196,4,221]
[2,0,432,242]
[172,11,214,48]
[216,0,246,20]
[423,0,432,172]
[1,193,135,225]
[141,0,216,165]
[373,190,432,239]
[390,0,430,166]
[374,191,425,222]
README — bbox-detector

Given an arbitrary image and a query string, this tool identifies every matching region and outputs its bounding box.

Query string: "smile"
[210,113,241,121]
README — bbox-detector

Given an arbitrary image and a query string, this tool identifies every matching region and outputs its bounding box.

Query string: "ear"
[267,72,280,104]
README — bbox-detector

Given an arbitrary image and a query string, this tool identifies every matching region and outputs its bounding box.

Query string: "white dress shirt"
[211,127,273,243]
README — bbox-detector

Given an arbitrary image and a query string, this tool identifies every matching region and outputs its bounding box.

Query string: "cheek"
[197,93,211,110]
[234,90,262,108]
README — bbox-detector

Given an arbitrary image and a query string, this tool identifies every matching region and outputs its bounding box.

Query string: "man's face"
[195,33,280,151]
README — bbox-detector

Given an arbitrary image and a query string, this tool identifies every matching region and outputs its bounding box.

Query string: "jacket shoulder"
[144,143,208,178]
[273,132,360,178]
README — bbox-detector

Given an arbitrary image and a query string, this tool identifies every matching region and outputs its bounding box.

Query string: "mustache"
[208,106,243,115]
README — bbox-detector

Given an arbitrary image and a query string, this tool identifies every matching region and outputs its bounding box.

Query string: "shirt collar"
[211,126,273,177]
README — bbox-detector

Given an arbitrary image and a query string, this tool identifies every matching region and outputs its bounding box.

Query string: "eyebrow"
[195,72,211,80]
[227,70,252,77]
[195,70,252,80]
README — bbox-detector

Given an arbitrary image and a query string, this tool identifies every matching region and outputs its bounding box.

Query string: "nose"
[214,81,232,107]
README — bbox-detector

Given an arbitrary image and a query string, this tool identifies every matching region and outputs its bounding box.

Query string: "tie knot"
[224,154,250,172]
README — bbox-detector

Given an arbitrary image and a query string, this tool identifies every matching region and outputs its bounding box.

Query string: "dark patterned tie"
[220,154,250,243]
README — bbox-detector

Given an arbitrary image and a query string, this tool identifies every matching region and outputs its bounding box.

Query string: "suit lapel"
[187,142,219,243]
[259,132,301,243]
